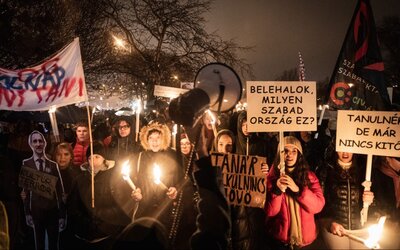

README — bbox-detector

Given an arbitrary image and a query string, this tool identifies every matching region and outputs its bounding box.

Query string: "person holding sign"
[235,111,277,166]
[318,151,374,249]
[265,136,325,250]
[20,130,66,250]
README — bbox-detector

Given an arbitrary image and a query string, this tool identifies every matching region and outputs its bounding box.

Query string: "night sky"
[205,0,400,82]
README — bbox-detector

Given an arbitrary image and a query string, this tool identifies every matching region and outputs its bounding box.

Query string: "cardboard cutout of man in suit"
[20,130,66,250]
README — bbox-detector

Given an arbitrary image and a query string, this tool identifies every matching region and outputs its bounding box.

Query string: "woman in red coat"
[264,136,325,249]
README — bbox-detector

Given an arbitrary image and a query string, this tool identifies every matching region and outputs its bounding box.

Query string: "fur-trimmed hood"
[139,122,171,151]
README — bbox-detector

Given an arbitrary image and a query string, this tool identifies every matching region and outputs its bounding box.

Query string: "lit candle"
[344,216,386,249]
[172,124,177,149]
[121,161,136,190]
[153,164,168,191]
[135,99,141,142]
[206,110,217,135]
[364,216,386,249]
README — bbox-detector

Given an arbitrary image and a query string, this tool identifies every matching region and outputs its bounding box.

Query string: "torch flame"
[153,164,162,184]
[364,216,386,249]
[121,160,130,179]
[172,124,177,135]
[206,109,216,124]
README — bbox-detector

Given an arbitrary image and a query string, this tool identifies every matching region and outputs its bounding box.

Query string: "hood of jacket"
[80,160,116,173]
[139,122,171,151]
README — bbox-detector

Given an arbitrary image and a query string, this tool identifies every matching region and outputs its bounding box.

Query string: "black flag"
[326,0,390,110]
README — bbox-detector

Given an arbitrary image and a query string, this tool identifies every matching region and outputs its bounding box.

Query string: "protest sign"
[154,85,188,99]
[336,110,400,157]
[18,166,58,200]
[246,81,317,132]
[211,152,267,208]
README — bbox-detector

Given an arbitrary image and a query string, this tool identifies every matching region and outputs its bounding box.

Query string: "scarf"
[379,163,400,208]
[286,195,303,246]
[338,159,352,170]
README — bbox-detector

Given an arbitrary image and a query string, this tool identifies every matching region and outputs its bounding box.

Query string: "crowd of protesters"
[0,106,399,250]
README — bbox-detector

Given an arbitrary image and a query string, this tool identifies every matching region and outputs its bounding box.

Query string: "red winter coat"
[264,167,325,247]
[72,140,89,167]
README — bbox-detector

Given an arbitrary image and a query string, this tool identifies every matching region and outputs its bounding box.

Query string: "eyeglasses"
[118,125,130,130]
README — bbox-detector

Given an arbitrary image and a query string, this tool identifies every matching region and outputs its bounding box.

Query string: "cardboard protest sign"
[18,166,58,199]
[246,81,317,132]
[211,153,267,208]
[336,110,400,157]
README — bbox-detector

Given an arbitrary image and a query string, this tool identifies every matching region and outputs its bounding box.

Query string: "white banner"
[154,85,188,99]
[247,81,317,132]
[336,110,400,157]
[0,38,88,111]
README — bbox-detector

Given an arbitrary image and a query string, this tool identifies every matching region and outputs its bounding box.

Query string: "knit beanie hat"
[282,136,303,155]
[86,141,107,159]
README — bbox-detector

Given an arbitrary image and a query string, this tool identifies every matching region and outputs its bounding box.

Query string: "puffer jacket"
[320,161,365,230]
[265,167,325,247]
[72,140,89,167]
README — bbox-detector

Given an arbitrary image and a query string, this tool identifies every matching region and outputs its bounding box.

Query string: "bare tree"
[0,0,253,103]
[99,0,253,99]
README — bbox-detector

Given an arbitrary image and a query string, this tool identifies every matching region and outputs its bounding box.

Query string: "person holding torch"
[130,122,180,236]
[318,150,374,249]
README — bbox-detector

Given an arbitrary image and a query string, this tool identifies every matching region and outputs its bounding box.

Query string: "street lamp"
[112,34,130,52]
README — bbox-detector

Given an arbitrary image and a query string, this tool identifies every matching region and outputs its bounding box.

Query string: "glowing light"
[344,216,386,249]
[206,109,216,125]
[153,164,168,190]
[112,34,128,50]
[121,160,136,190]
[364,216,386,249]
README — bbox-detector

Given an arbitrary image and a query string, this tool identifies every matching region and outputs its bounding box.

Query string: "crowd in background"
[0,107,399,250]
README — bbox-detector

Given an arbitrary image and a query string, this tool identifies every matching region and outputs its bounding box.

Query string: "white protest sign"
[246,81,317,132]
[336,110,400,157]
[153,85,188,99]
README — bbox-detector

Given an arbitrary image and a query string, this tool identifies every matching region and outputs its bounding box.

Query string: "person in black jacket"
[108,117,140,164]
[69,141,132,250]
[319,151,374,249]
[233,112,271,250]
[130,122,179,245]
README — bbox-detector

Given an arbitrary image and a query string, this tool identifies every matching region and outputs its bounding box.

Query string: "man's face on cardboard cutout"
[29,132,46,156]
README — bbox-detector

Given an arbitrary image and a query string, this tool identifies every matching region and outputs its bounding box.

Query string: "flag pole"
[48,106,60,143]
[86,104,95,208]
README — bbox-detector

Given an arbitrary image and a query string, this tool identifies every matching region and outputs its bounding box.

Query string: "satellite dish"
[195,63,242,112]
[169,63,242,126]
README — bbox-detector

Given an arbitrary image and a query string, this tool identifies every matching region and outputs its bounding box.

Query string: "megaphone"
[169,63,242,126]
